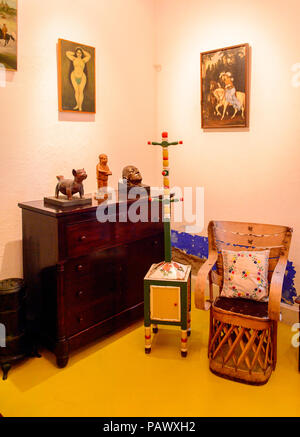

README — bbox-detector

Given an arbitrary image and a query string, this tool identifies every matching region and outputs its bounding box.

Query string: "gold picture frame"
[57,38,96,114]
[201,43,249,128]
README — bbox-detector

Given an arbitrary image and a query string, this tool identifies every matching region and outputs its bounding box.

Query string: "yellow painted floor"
[1,302,300,417]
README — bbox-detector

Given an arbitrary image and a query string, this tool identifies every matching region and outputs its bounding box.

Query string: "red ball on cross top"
[162,132,168,138]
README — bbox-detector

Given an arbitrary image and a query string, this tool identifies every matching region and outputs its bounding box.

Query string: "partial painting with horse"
[0,27,15,46]
[0,0,17,71]
[201,43,249,128]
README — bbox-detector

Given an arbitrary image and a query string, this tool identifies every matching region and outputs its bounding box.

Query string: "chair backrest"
[208,220,293,290]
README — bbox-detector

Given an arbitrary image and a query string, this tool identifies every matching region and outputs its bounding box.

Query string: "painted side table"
[144,262,192,357]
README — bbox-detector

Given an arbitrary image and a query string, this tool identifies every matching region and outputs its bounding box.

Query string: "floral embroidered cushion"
[221,249,270,301]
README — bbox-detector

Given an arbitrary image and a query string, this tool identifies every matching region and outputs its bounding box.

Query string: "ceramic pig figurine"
[55,169,87,200]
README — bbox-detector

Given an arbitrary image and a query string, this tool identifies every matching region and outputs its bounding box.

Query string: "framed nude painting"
[0,0,17,71]
[201,43,249,128]
[58,38,96,113]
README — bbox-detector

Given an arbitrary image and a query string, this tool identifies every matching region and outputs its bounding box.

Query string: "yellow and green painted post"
[147,131,183,263]
[144,132,191,357]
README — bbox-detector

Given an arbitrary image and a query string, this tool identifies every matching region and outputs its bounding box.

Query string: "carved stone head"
[122,165,143,187]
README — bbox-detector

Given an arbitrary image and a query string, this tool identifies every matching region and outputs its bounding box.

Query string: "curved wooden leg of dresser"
[56,355,69,368]
[55,339,69,368]
[2,363,11,380]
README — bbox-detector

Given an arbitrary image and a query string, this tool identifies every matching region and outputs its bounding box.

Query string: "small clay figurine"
[96,154,112,189]
[55,169,87,200]
[122,165,143,187]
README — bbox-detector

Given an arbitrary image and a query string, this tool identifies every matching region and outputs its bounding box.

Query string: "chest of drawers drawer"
[64,267,119,309]
[63,247,123,310]
[66,295,116,337]
[65,220,113,257]
[64,212,163,259]
[64,256,91,280]
[115,220,162,243]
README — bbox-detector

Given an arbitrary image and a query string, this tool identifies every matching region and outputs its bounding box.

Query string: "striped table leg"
[188,314,191,337]
[181,329,188,357]
[145,326,152,354]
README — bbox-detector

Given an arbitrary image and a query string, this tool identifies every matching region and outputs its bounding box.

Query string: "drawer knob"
[79,235,87,241]
[76,264,83,271]
[78,315,84,323]
[77,290,84,297]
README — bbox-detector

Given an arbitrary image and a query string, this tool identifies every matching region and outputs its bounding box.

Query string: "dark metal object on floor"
[0,278,39,380]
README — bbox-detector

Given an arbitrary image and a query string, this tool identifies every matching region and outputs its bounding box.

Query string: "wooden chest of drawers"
[18,197,164,367]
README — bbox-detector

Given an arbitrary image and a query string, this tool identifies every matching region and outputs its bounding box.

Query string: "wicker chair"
[195,220,293,385]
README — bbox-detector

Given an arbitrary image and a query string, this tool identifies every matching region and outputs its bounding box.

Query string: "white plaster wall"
[1,0,300,296]
[155,0,300,292]
[0,0,158,279]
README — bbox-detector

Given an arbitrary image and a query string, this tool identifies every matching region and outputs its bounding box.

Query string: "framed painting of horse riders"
[0,0,17,71]
[57,38,96,113]
[201,43,249,128]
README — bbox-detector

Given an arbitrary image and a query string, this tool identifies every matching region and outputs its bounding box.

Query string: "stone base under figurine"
[44,195,93,208]
[118,180,150,200]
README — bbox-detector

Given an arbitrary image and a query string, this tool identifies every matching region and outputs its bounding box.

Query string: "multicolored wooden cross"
[148,132,183,262]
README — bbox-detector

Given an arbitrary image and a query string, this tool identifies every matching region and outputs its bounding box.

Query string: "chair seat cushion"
[214,296,269,319]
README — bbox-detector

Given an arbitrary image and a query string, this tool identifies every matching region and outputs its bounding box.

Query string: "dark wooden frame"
[200,43,249,128]
[57,38,96,114]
